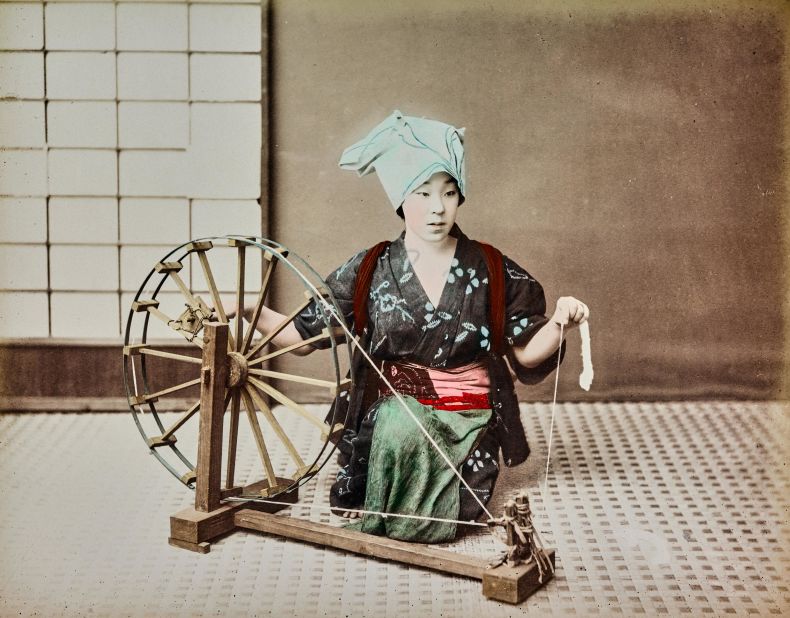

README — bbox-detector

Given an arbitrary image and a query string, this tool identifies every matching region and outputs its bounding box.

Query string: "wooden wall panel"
[0,342,199,411]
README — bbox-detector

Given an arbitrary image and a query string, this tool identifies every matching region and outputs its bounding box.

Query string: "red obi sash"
[376,360,491,411]
[416,392,491,411]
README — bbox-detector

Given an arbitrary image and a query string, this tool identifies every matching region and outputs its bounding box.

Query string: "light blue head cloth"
[339,110,466,210]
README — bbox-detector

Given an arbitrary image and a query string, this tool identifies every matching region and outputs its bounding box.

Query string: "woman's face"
[401,172,460,244]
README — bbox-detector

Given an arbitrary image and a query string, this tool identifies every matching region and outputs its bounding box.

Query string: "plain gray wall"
[268,0,788,402]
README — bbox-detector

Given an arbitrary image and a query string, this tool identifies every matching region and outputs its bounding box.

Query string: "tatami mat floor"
[0,402,787,617]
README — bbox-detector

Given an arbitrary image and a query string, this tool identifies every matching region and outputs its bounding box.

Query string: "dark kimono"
[293,226,563,536]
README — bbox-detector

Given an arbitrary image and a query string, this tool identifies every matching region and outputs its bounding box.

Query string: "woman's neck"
[403,231,457,260]
[403,230,458,307]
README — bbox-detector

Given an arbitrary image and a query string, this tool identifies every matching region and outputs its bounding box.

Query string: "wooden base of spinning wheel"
[168,478,298,554]
[170,322,553,604]
[233,510,554,604]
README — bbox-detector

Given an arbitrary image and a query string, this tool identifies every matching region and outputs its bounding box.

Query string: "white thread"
[223,496,489,528]
[579,321,593,391]
[542,323,563,496]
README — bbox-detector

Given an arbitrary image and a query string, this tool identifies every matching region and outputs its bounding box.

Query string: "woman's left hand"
[551,296,589,328]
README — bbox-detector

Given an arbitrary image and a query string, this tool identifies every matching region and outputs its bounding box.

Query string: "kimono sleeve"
[291,248,366,349]
[501,255,566,384]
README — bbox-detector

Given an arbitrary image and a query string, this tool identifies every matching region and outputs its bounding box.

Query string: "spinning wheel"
[123,236,556,605]
[123,236,351,499]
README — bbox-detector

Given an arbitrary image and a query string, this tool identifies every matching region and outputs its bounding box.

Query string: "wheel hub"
[227,352,249,388]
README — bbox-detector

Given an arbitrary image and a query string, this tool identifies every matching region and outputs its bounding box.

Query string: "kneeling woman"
[250,111,588,543]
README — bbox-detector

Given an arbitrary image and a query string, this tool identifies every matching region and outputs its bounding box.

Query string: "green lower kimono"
[348,395,491,543]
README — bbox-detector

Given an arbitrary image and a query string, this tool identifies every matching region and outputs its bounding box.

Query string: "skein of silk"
[579,321,593,391]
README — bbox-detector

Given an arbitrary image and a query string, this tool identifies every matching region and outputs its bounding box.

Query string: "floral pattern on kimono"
[293,226,565,509]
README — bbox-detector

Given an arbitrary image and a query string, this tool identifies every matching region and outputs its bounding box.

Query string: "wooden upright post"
[195,322,229,512]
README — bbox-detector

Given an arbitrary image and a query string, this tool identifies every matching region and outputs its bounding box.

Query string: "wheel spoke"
[243,384,308,473]
[240,251,279,355]
[240,389,278,487]
[128,345,202,365]
[247,368,338,393]
[248,327,343,365]
[195,249,236,350]
[247,376,330,435]
[160,400,201,440]
[246,295,313,359]
[225,391,241,489]
[155,261,199,306]
[138,377,201,402]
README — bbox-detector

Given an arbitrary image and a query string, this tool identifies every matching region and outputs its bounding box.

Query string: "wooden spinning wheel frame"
[123,236,349,497]
[123,236,554,605]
